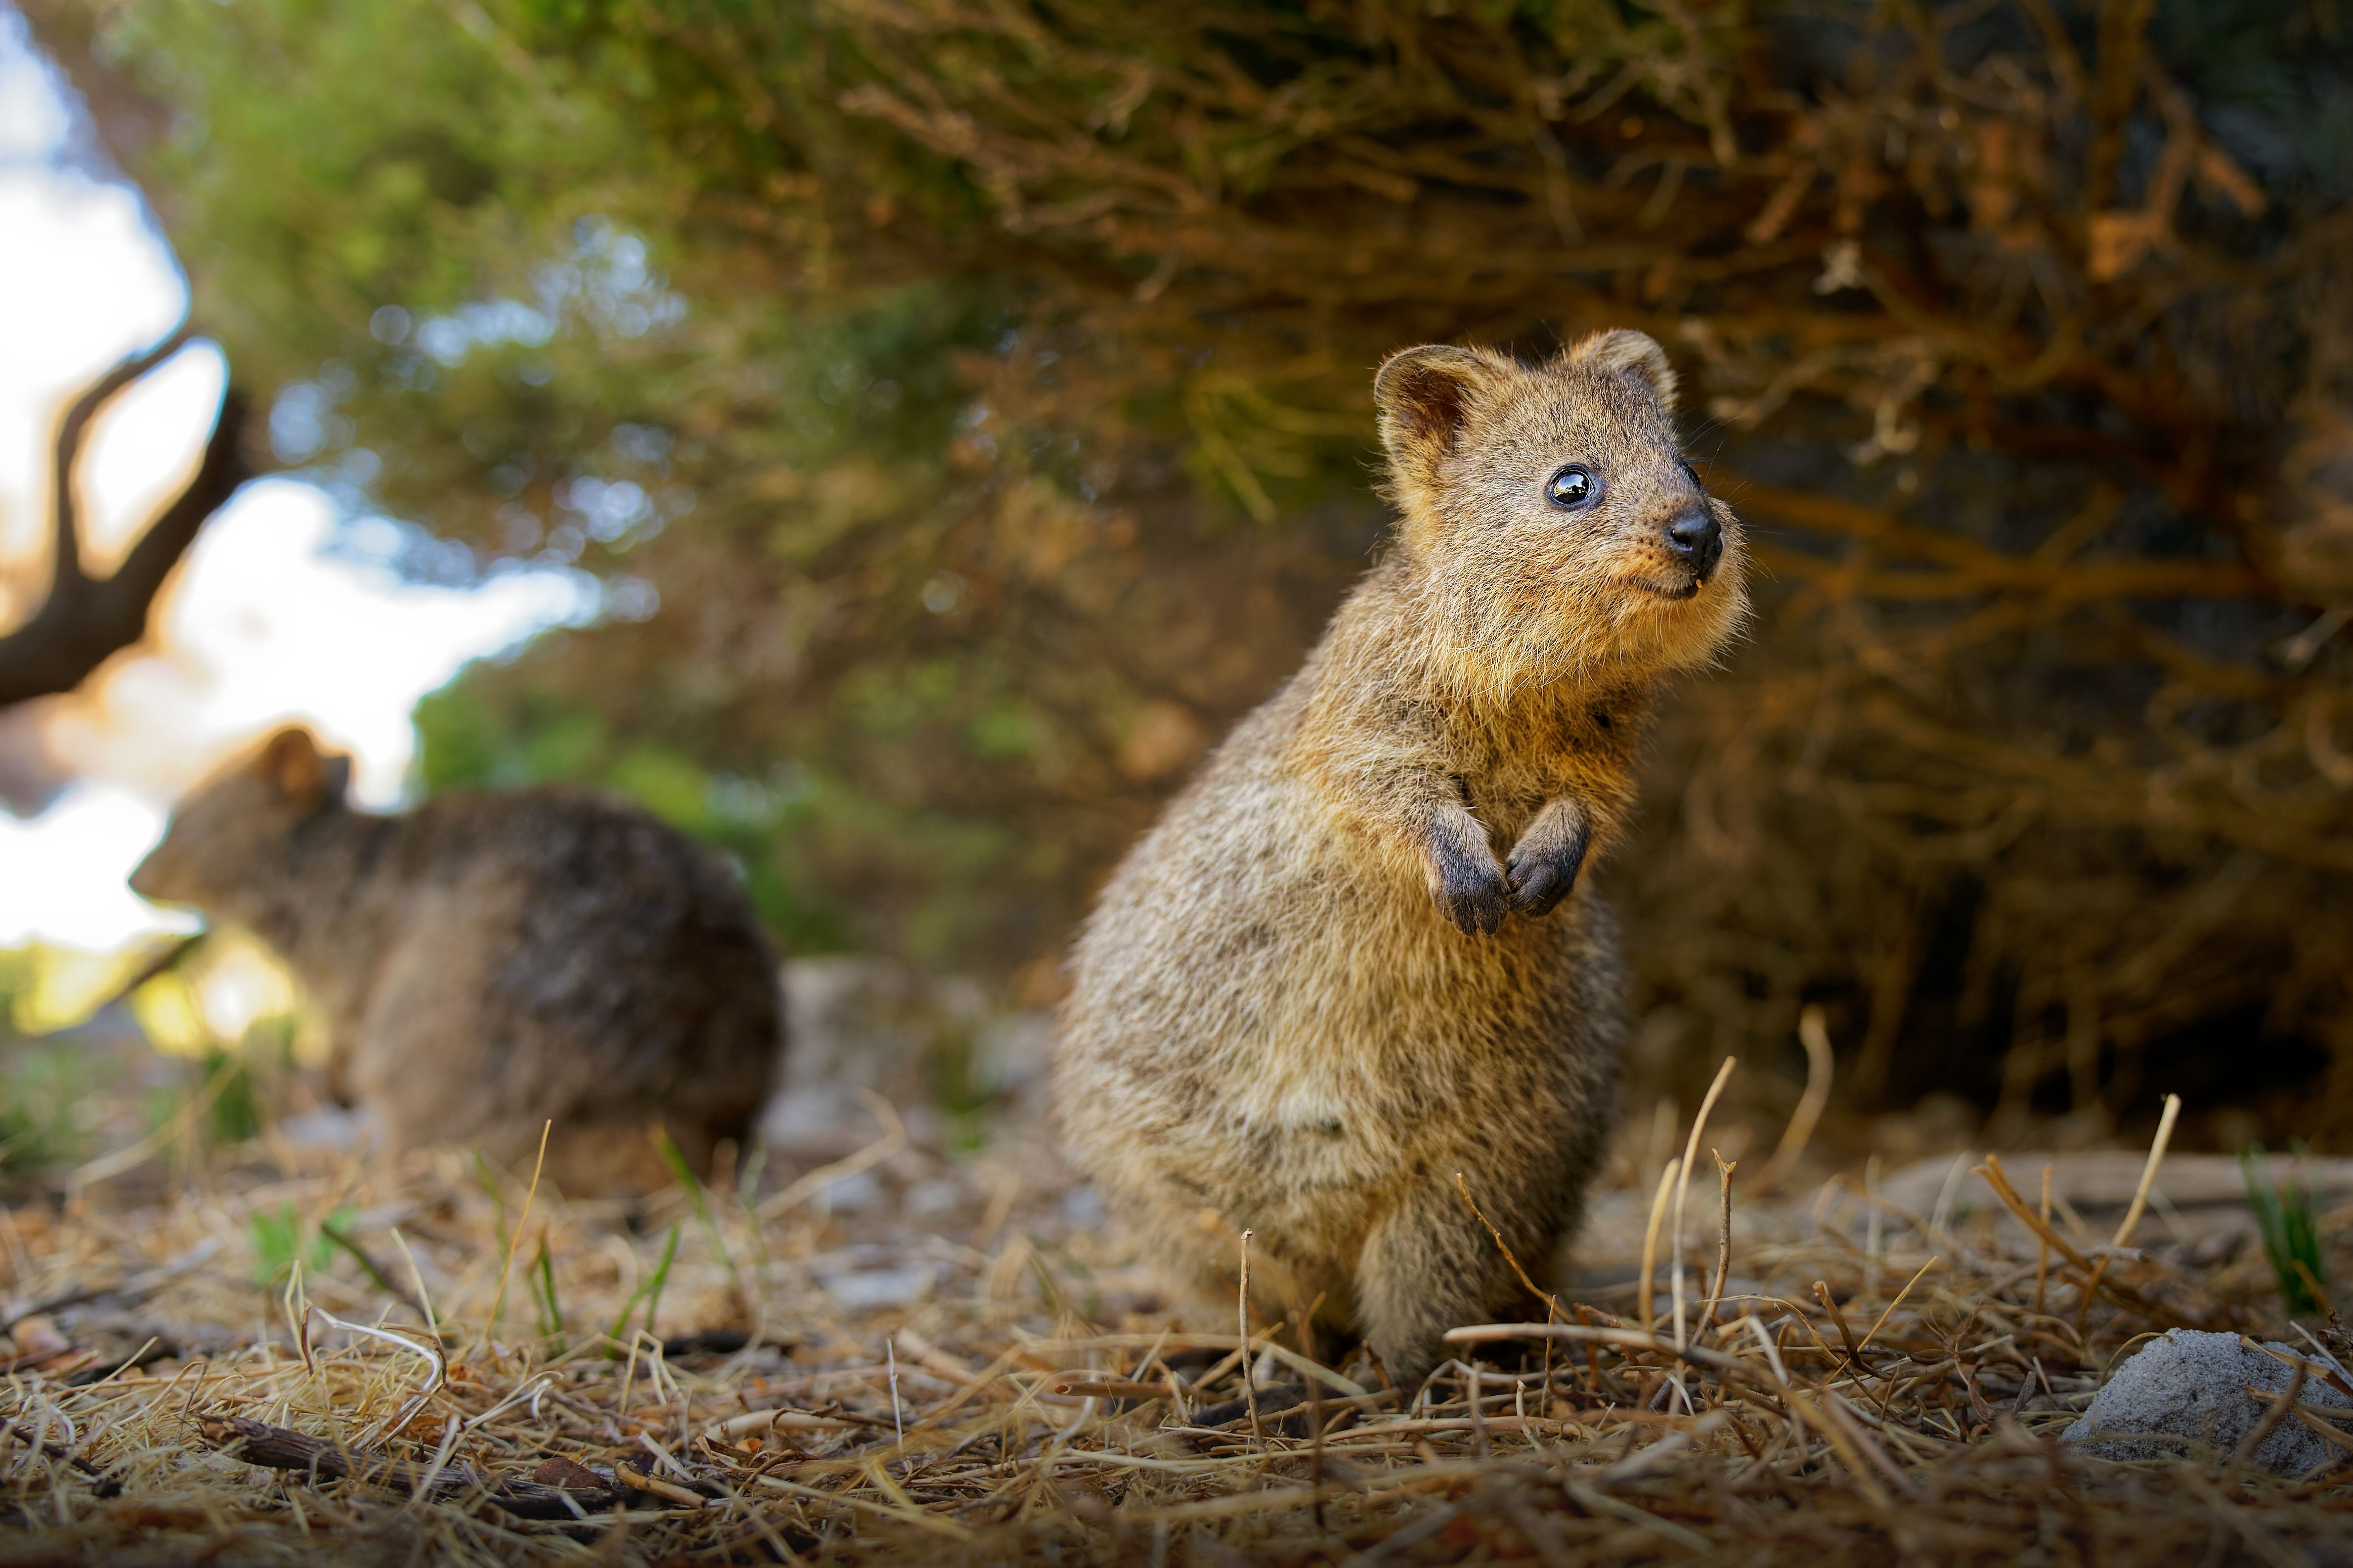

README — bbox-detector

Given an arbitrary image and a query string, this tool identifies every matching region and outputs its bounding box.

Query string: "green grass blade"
[532,1226,565,1344]
[653,1124,744,1303]
[641,1221,681,1343]
[2243,1143,2326,1315]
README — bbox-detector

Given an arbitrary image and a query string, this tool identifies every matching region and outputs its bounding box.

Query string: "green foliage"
[639,1220,680,1343]
[198,1047,261,1147]
[0,949,30,1037]
[475,1148,512,1269]
[0,940,183,1037]
[183,1020,301,1152]
[413,676,851,955]
[248,1202,356,1286]
[653,1123,742,1305]
[51,0,2353,1119]
[317,1218,423,1309]
[599,1220,680,1352]
[0,1039,98,1182]
[2243,1144,2329,1317]
[68,0,1379,969]
[530,1228,565,1344]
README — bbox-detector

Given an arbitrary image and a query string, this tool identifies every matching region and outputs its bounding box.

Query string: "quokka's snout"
[1662,505,1724,582]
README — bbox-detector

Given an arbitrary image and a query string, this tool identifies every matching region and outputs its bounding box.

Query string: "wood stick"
[1974,1155,2199,1325]
[196,1412,628,1518]
[1239,1229,1261,1445]
[1,1414,122,1496]
[1855,1256,1940,1355]
[1637,1158,1679,1333]
[0,326,250,710]
[1750,1008,1832,1196]
[2077,1095,2184,1332]
[1455,1172,1562,1314]
[2034,1164,2054,1318]
[1673,1057,1738,1355]
[1709,1153,1737,1325]
[2111,1092,2182,1249]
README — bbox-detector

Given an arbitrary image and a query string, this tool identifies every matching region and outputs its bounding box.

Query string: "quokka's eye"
[1682,459,1704,489]
[1546,465,1599,510]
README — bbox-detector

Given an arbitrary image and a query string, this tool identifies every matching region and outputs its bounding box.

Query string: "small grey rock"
[2062,1327,2352,1475]
[815,1261,941,1311]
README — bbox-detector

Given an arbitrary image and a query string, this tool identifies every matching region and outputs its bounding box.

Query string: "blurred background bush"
[7,0,2352,1171]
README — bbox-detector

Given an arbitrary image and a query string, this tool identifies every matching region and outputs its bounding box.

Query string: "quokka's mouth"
[1631,576,1703,601]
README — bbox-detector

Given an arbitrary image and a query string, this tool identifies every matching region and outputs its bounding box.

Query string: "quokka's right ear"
[1567,328,1679,414]
[1373,345,1497,462]
[257,727,335,809]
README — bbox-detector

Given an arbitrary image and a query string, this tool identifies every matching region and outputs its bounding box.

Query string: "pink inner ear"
[1390,365,1472,445]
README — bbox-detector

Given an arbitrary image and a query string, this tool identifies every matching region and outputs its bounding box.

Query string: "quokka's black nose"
[1663,507,1722,580]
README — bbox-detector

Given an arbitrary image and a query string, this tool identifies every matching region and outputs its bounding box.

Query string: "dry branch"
[195,1412,628,1518]
[0,329,249,709]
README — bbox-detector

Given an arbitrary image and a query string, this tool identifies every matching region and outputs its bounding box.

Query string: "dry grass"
[5,1101,2352,1566]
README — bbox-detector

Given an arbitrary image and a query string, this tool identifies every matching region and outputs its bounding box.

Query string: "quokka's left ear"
[1568,329,1678,415]
[1373,344,1500,463]
[255,726,351,812]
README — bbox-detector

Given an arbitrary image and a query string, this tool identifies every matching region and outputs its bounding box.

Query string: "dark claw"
[1432,842,1507,936]
[1505,831,1587,919]
[1507,859,1566,917]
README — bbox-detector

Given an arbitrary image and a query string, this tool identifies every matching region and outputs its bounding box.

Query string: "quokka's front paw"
[1506,804,1590,918]
[1429,836,1508,936]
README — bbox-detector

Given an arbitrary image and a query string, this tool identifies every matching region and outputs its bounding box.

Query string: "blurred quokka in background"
[133,728,782,1195]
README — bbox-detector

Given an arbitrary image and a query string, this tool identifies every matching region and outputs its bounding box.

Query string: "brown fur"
[1052,331,1748,1385]
[131,730,782,1195]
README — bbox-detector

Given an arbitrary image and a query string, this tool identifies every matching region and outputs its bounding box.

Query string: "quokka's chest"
[1442,706,1637,820]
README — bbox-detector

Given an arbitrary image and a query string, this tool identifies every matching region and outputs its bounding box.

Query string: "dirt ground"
[5,1076,2353,1566]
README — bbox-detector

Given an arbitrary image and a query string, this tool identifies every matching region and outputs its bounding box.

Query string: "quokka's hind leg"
[1119,1194,1349,1364]
[1146,1220,1350,1429]
[1134,1205,1281,1331]
[1353,1184,1517,1395]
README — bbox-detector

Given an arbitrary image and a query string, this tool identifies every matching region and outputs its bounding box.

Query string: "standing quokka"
[1053,331,1748,1388]
[131,729,782,1196]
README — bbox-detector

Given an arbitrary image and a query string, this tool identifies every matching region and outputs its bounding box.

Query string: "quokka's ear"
[256,727,346,810]
[1568,328,1678,414]
[1374,345,1498,462]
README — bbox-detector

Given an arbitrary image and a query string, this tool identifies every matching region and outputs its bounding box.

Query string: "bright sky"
[0,14,594,952]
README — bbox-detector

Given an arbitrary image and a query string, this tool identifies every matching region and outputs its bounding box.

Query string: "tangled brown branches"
[537,0,2353,1128]
[53,0,2353,1127]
